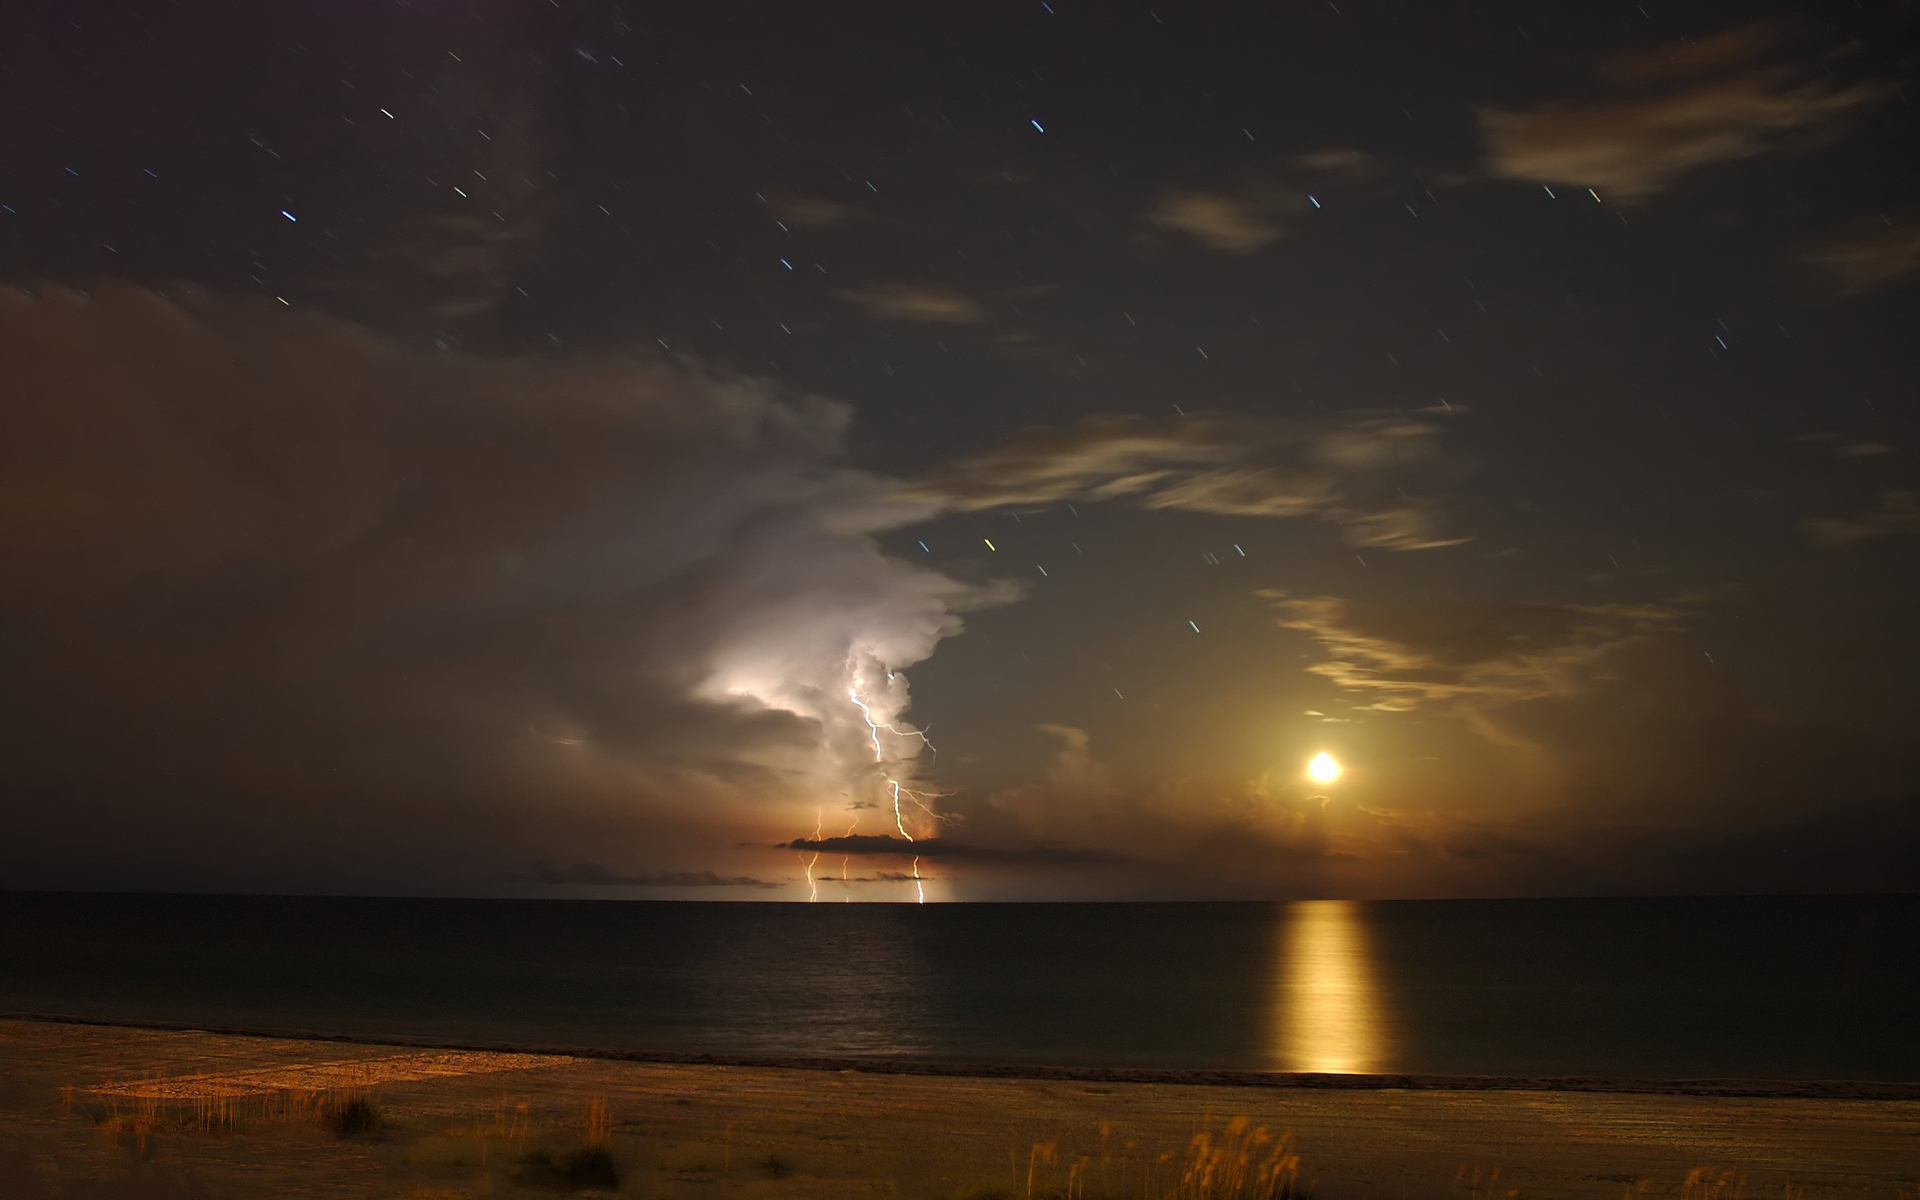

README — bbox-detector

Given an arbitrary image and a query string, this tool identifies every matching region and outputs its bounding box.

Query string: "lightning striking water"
[803,809,824,902]
[848,683,936,902]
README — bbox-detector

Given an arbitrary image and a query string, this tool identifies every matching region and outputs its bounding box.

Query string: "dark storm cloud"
[495,864,778,888]
[778,834,1120,864]
[0,284,999,890]
[903,413,1467,550]
[1479,22,1884,200]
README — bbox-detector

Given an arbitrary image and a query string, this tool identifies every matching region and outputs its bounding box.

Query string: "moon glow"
[1307,752,1343,786]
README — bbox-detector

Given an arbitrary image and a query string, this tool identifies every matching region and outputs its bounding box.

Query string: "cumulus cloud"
[0,284,1004,891]
[1479,22,1884,199]
[904,412,1469,549]
[834,285,985,323]
[1799,216,1920,297]
[1801,491,1920,547]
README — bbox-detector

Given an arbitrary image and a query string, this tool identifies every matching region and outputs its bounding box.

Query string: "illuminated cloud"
[972,726,1353,897]
[0,284,1005,891]
[1328,502,1469,551]
[1801,491,1920,548]
[1791,432,1899,459]
[905,413,1468,549]
[1149,149,1373,253]
[1479,23,1883,199]
[1292,147,1382,178]
[1799,216,1920,297]
[1265,592,1685,712]
[1151,191,1280,252]
[767,192,870,229]
[777,834,1120,864]
[835,284,986,323]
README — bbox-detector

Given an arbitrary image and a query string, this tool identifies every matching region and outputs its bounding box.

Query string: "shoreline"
[6,1015,1918,1200]
[11,1009,1918,1102]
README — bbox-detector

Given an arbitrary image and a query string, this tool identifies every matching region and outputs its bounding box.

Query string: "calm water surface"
[2,894,1915,1081]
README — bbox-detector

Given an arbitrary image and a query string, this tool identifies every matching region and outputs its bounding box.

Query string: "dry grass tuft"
[514,1094,619,1191]
[325,1091,383,1138]
[1171,1118,1308,1200]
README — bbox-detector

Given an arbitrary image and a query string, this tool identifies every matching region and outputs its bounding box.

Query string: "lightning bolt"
[847,684,936,902]
[803,808,823,902]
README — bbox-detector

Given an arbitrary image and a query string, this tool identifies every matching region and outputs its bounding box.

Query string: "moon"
[1306,752,1343,785]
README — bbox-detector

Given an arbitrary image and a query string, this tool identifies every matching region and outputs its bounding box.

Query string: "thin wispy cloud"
[1479,22,1884,199]
[1151,191,1281,252]
[903,413,1469,550]
[1799,215,1920,297]
[1802,491,1920,548]
[835,284,985,323]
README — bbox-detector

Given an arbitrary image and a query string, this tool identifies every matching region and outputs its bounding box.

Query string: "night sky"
[3,0,1917,899]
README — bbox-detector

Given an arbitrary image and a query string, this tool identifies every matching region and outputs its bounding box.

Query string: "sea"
[2,893,1916,1082]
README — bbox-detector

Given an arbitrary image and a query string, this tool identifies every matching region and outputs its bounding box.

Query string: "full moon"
[1306,752,1343,785]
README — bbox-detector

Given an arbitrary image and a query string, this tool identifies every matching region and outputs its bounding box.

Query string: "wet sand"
[2,1017,1915,1200]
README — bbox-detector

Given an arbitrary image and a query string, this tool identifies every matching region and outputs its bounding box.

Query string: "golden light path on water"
[1272,899,1389,1074]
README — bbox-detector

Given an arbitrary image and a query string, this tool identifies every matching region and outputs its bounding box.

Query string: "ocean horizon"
[4,892,1915,1083]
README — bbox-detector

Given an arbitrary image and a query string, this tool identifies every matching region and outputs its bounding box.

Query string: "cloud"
[767,192,869,230]
[1791,432,1899,458]
[778,834,1121,864]
[1151,191,1280,252]
[958,725,1406,899]
[497,864,778,888]
[903,412,1468,549]
[1479,23,1884,199]
[1799,216,1920,297]
[1593,21,1785,86]
[834,285,985,323]
[1266,592,1686,713]
[1292,147,1382,178]
[1801,491,1920,547]
[1149,148,1376,253]
[1260,589,1907,843]
[309,36,552,330]
[0,284,1006,891]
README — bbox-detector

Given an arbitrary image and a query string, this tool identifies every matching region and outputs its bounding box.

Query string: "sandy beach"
[2,1017,1915,1200]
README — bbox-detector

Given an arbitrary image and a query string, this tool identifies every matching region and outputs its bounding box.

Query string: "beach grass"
[7,1019,1917,1200]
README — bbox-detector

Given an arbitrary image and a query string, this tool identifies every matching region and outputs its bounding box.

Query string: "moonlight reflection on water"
[1275,900,1388,1074]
